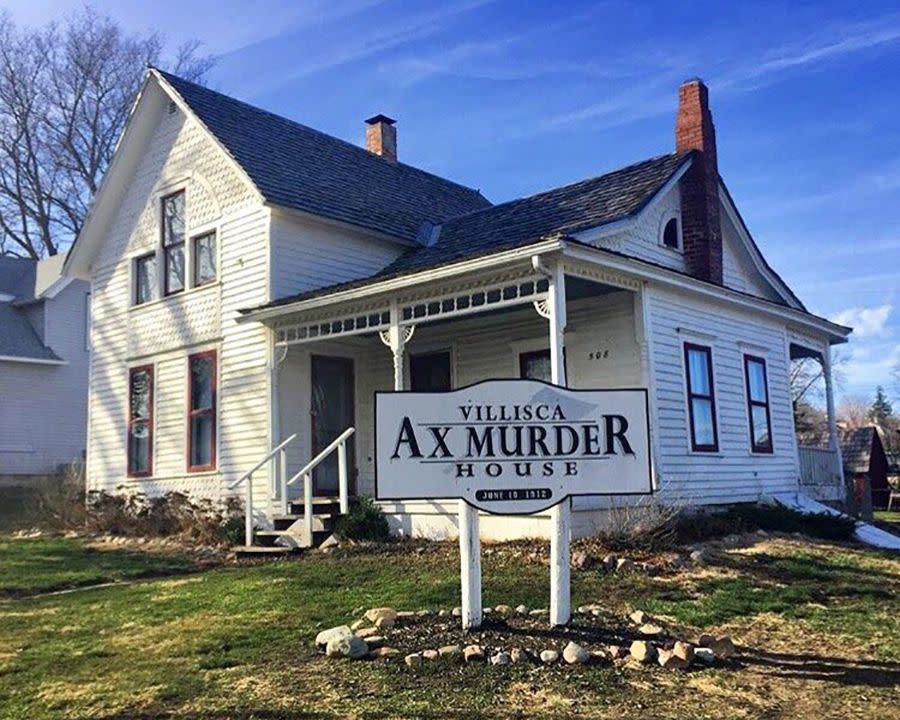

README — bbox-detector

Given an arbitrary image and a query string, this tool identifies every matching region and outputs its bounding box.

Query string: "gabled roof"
[253,152,692,310]
[155,70,490,242]
[0,302,62,362]
[841,426,886,473]
[0,257,37,299]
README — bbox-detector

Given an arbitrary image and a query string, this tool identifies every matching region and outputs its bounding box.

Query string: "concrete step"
[272,514,334,532]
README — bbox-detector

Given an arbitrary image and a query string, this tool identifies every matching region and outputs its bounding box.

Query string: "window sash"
[161,191,185,247]
[134,253,157,305]
[192,232,217,287]
[164,242,185,295]
[127,365,153,477]
[744,355,773,453]
[684,343,718,452]
[188,351,217,471]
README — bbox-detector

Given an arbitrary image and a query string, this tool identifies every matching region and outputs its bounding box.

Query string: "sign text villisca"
[375,379,652,514]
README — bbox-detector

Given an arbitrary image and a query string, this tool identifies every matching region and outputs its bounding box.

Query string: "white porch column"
[822,346,846,491]
[547,261,571,628]
[388,300,406,391]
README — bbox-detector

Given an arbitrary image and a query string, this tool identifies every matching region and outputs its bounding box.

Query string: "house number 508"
[589,350,610,360]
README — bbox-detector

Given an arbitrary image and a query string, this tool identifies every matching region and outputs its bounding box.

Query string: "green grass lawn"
[0,536,898,719]
[0,537,200,597]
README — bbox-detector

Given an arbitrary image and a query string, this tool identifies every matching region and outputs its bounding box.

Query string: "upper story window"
[684,343,718,452]
[134,252,157,305]
[744,355,773,453]
[192,231,217,286]
[162,191,186,296]
[661,215,681,251]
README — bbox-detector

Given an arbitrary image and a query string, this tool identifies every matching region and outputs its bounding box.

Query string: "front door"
[310,355,355,496]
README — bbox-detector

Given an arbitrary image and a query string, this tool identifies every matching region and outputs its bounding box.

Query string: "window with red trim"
[684,343,718,452]
[744,355,773,453]
[127,365,153,477]
[188,351,217,471]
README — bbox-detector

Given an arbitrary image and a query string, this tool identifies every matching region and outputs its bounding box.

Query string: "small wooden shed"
[841,426,891,510]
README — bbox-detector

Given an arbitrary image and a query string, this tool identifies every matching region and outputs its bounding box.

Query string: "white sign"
[375,379,652,514]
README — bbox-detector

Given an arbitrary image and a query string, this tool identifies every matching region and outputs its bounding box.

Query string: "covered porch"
[259,249,655,540]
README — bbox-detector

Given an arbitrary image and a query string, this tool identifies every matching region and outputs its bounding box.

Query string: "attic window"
[168,101,177,115]
[661,216,681,250]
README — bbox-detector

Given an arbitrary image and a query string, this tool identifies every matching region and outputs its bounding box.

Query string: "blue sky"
[8,0,899,403]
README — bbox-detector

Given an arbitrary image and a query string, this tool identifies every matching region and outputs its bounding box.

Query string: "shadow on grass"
[738,647,900,688]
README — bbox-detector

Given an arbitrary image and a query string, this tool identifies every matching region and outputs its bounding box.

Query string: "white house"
[64,70,851,548]
[0,253,90,479]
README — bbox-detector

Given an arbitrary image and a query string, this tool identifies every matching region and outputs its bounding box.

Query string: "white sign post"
[375,380,652,628]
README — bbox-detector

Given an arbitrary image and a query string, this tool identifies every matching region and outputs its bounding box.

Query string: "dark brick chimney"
[675,79,723,285]
[365,114,397,162]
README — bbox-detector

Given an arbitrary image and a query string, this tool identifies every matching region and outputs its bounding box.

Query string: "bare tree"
[790,350,847,405]
[837,394,870,430]
[0,7,213,259]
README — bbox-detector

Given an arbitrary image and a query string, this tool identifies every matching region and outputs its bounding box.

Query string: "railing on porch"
[227,433,297,546]
[287,427,355,546]
[798,445,841,488]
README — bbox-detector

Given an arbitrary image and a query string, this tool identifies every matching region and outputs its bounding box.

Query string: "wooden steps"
[232,495,344,558]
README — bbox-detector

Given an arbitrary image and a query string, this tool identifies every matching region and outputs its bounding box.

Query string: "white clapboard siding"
[0,282,91,475]
[592,183,687,273]
[85,96,268,502]
[647,285,800,504]
[269,211,404,300]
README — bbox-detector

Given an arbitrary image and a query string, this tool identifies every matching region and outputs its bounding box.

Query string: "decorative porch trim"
[560,260,642,292]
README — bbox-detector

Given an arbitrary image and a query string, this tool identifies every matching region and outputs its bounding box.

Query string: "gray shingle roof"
[156,70,491,242]
[252,151,691,311]
[0,257,37,299]
[841,426,885,474]
[0,302,61,362]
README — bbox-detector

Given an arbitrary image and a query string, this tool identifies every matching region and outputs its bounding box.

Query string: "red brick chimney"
[365,114,397,162]
[675,79,722,285]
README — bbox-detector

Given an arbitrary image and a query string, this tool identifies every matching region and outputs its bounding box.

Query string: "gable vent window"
[661,216,681,250]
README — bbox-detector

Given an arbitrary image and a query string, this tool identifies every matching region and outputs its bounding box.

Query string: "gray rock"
[422,649,439,661]
[510,647,527,664]
[616,558,635,573]
[404,652,423,667]
[375,615,395,630]
[694,647,716,664]
[315,625,353,649]
[708,636,736,658]
[562,641,590,664]
[493,604,513,617]
[515,604,529,616]
[689,549,707,565]
[638,623,663,637]
[355,626,380,639]
[364,635,385,648]
[452,606,462,617]
[318,533,339,549]
[326,635,369,659]
[438,644,461,658]
[540,649,559,664]
[490,651,510,666]
[571,550,593,570]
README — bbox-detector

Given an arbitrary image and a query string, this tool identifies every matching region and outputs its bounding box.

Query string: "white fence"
[798,446,843,502]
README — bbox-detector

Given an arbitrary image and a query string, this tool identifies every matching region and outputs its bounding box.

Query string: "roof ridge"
[434,151,689,228]
[153,69,489,203]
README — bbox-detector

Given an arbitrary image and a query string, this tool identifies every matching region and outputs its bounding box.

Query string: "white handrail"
[287,426,355,543]
[228,433,297,546]
[287,427,356,486]
[227,433,297,490]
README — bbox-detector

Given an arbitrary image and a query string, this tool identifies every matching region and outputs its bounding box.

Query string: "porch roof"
[242,152,691,315]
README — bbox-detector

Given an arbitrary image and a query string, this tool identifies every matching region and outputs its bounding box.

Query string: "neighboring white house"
[64,70,851,546]
[0,253,90,479]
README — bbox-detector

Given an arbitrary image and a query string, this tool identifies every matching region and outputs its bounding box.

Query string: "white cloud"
[832,304,893,337]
